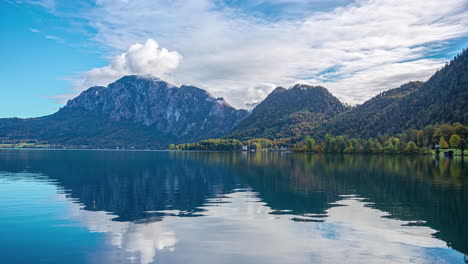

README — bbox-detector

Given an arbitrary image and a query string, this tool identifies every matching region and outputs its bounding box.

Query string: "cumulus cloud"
[71,39,182,97]
[37,0,468,108]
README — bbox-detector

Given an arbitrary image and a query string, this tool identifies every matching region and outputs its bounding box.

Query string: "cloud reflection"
[57,192,176,264]
[56,188,461,264]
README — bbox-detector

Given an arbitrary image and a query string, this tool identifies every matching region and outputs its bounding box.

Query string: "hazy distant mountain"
[321,49,468,138]
[0,76,248,148]
[228,84,349,140]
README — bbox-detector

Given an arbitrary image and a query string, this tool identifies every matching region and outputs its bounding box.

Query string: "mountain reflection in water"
[0,150,466,264]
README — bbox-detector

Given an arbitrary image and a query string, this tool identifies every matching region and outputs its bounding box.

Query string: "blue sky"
[1,0,467,117]
[1,0,106,117]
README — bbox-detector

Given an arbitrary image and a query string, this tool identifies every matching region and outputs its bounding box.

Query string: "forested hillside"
[322,49,468,138]
[228,84,349,140]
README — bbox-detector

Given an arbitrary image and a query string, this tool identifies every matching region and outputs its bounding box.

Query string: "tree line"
[170,123,468,155]
[169,138,278,151]
[294,122,467,154]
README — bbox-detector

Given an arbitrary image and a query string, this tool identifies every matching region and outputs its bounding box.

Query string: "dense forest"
[293,122,467,154]
[172,122,468,155]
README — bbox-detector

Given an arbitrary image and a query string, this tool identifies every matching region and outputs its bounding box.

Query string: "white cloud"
[28,27,66,45]
[72,39,182,96]
[42,0,468,108]
[44,35,63,42]
[18,0,56,11]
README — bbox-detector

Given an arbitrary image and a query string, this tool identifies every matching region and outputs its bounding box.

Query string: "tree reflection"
[0,150,466,255]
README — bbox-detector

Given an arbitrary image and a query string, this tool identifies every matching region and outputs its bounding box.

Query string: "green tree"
[363,139,372,153]
[384,137,400,153]
[439,136,449,149]
[439,124,455,140]
[405,129,418,144]
[405,141,418,154]
[305,136,315,152]
[449,134,462,149]
[344,145,354,153]
[432,128,442,146]
[334,136,347,153]
[423,125,435,147]
[251,142,262,151]
[324,134,335,152]
[416,130,424,147]
[454,122,468,139]
[375,142,384,153]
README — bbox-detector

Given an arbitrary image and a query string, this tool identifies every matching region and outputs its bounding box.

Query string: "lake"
[0,149,467,264]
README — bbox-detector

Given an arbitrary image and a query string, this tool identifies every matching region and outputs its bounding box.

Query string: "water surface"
[0,150,467,263]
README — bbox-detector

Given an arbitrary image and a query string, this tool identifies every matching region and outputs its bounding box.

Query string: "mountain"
[228,84,349,140]
[2,50,466,149]
[322,49,468,138]
[0,76,248,148]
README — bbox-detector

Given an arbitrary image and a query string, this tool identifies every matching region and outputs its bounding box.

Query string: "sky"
[1,0,467,118]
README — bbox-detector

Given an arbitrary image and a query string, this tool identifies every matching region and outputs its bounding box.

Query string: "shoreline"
[0,147,465,156]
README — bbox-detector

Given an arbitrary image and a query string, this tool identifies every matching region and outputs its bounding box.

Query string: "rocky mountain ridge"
[61,75,248,140]
[0,76,248,147]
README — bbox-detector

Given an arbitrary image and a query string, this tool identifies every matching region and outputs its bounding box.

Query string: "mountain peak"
[109,75,177,91]
[271,87,287,94]
[229,83,348,140]
[291,84,329,93]
[116,75,161,82]
[51,75,249,146]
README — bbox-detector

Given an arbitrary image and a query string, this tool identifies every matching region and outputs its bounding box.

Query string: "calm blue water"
[0,149,467,263]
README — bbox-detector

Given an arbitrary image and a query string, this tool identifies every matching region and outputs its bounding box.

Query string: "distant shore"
[0,147,465,157]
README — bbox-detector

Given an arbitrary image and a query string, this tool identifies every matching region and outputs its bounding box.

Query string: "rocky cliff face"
[61,75,248,142]
[0,75,248,148]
